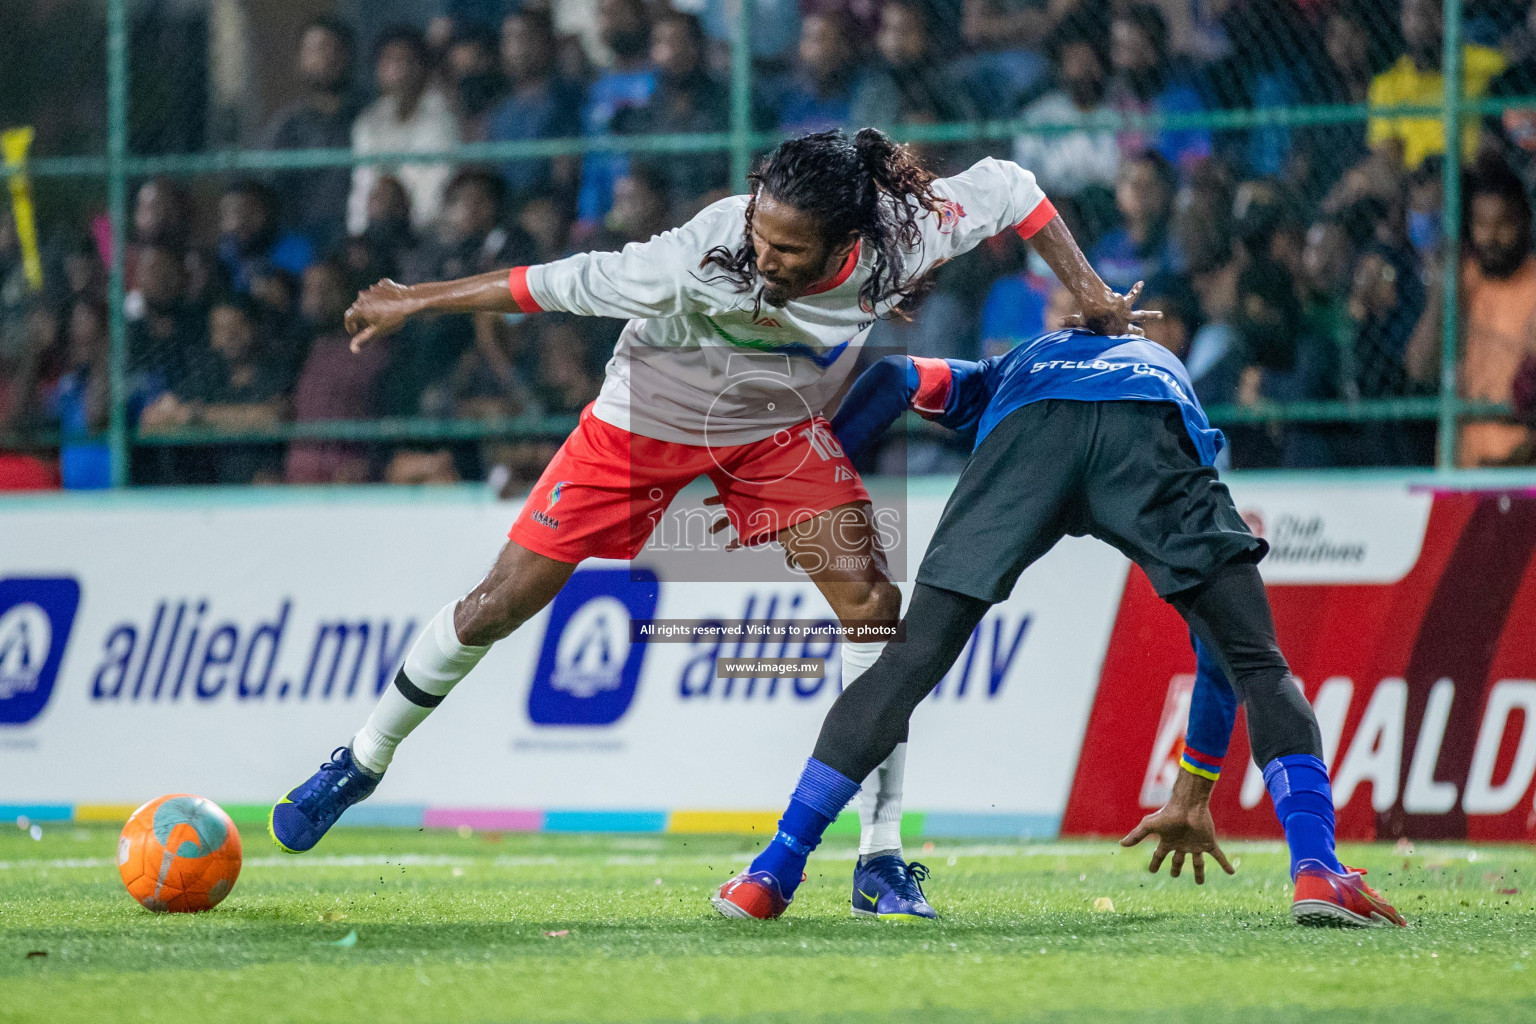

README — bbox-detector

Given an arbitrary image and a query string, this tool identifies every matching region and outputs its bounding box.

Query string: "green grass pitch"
[3,825,1535,1024]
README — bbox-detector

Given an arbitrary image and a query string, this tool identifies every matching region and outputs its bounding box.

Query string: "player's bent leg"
[713,584,988,919]
[810,585,987,784]
[782,507,905,857]
[270,541,576,853]
[782,503,933,920]
[1167,559,1406,928]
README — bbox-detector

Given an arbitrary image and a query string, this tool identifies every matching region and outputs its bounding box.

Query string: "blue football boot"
[268,746,380,853]
[851,855,938,921]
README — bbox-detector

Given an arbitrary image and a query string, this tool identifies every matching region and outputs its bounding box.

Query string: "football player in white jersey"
[269,128,1152,919]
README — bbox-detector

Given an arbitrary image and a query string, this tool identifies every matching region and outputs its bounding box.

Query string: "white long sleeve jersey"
[511,157,1056,445]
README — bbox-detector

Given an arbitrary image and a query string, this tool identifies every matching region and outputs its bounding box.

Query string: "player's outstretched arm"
[1026,215,1162,338]
[345,269,522,353]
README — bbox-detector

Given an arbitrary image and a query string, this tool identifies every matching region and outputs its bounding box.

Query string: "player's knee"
[840,579,901,625]
[1227,640,1290,681]
[1240,670,1323,764]
[453,589,529,647]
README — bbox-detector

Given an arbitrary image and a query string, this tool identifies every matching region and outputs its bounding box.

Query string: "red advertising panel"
[1062,489,1536,842]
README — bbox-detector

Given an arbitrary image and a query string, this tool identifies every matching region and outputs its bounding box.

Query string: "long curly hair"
[699,128,942,315]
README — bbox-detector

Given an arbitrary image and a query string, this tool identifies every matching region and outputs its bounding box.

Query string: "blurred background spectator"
[1092,151,1175,292]
[139,293,291,484]
[216,179,314,295]
[345,175,417,286]
[1368,0,1505,171]
[768,13,858,136]
[47,297,113,489]
[1013,20,1118,213]
[613,12,732,217]
[442,21,507,138]
[347,25,462,235]
[486,10,583,211]
[383,167,535,424]
[261,16,359,252]
[1106,4,1211,171]
[286,259,388,485]
[852,1,978,128]
[576,0,657,230]
[1409,155,1536,466]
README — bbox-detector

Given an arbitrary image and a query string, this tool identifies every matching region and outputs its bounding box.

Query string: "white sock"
[841,640,905,857]
[351,603,490,775]
[858,742,907,856]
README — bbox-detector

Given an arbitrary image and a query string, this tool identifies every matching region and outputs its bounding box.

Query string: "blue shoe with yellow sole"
[852,855,937,921]
[268,746,380,853]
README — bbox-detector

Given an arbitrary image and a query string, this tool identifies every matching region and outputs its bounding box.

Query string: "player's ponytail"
[700,128,942,315]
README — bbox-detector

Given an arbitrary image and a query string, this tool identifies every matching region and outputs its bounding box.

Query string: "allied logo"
[528,568,658,725]
[0,577,81,726]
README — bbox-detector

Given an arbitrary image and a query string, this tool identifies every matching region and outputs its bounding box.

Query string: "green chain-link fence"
[3,0,1535,485]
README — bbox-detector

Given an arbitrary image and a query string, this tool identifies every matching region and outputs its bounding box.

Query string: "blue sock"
[1263,753,1344,879]
[748,758,860,899]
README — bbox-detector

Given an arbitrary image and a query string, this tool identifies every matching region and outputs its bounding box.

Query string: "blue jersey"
[829,333,1240,778]
[944,329,1225,465]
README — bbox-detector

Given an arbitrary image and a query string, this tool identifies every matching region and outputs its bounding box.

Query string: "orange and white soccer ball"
[118,794,242,912]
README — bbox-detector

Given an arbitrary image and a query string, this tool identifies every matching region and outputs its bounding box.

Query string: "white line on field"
[2,840,1458,874]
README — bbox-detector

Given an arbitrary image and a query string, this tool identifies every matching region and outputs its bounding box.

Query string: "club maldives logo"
[0,577,81,726]
[527,568,658,726]
[1241,508,1366,567]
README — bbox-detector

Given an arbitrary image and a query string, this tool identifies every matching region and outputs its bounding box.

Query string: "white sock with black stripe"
[351,604,490,775]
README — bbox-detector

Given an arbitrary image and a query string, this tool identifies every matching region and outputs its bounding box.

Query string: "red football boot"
[1292,861,1408,928]
[711,870,797,920]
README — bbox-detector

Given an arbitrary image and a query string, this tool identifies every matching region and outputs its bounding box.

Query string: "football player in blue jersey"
[712,331,1408,928]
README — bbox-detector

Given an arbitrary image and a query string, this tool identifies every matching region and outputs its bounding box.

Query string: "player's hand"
[703,493,742,551]
[1068,281,1162,337]
[1119,771,1233,885]
[345,278,417,353]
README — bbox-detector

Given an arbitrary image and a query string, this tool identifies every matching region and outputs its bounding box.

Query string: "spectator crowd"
[3,0,1536,488]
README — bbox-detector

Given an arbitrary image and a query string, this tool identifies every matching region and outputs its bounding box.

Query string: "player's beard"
[759,282,792,309]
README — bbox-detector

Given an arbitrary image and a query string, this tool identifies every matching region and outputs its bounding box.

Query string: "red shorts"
[509,404,870,562]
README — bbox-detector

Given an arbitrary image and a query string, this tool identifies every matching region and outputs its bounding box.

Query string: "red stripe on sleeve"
[1013,197,1058,241]
[507,266,543,313]
[910,357,953,416]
